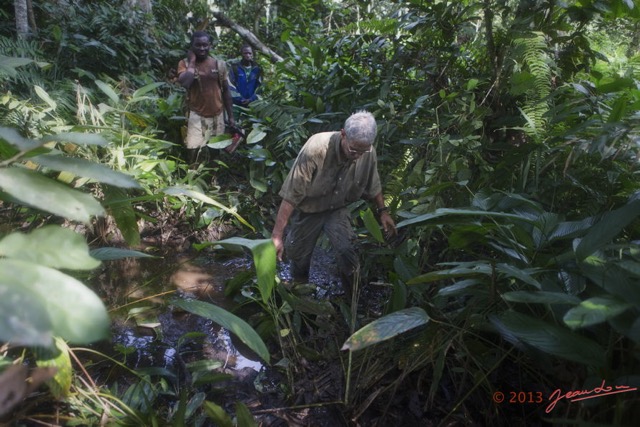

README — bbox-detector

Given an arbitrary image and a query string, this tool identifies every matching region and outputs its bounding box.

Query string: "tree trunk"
[27,0,37,35]
[213,11,284,63]
[14,0,29,39]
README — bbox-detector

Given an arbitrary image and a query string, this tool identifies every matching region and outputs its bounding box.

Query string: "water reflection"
[96,251,262,374]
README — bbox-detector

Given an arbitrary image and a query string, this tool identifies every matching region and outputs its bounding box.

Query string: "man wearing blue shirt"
[229,44,262,108]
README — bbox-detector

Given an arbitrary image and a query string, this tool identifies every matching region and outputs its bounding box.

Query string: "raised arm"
[177,50,197,88]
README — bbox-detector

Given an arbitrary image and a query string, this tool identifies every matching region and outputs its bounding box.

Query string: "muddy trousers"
[284,208,359,289]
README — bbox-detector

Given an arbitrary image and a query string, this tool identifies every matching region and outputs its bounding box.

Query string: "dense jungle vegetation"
[2,0,640,425]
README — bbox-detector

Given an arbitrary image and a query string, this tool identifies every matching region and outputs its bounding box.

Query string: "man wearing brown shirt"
[177,31,235,166]
[271,111,397,296]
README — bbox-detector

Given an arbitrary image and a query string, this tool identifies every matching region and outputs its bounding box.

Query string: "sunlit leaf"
[95,79,120,104]
[0,277,53,347]
[171,298,270,363]
[564,296,632,329]
[491,311,605,367]
[162,186,254,231]
[32,154,141,188]
[215,237,276,303]
[131,82,165,100]
[246,128,267,145]
[35,337,72,398]
[207,134,233,149]
[0,259,110,345]
[0,167,104,223]
[342,307,430,351]
[396,208,534,229]
[0,55,34,77]
[34,85,57,110]
[0,126,41,151]
[40,132,108,147]
[0,225,100,270]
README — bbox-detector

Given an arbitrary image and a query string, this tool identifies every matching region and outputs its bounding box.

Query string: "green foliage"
[171,297,271,364]
[342,307,429,351]
[2,0,640,424]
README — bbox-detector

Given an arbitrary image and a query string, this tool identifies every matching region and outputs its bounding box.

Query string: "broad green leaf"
[395,208,534,229]
[609,313,640,343]
[103,185,140,246]
[34,85,57,110]
[131,82,165,100]
[492,311,605,367]
[342,307,430,351]
[236,401,258,427]
[564,296,632,329]
[496,263,542,289]
[215,237,276,303]
[36,337,72,398]
[580,262,640,306]
[207,134,233,149]
[0,277,53,347]
[246,128,267,145]
[0,138,20,159]
[40,132,108,147]
[171,298,270,363]
[501,291,581,305]
[0,259,110,345]
[185,392,206,420]
[278,287,334,316]
[32,154,140,189]
[90,247,156,261]
[360,208,384,243]
[575,200,640,261]
[547,217,596,242]
[245,147,271,162]
[203,401,234,427]
[162,186,254,231]
[0,225,100,270]
[0,55,34,77]
[95,80,120,104]
[0,167,104,223]
[408,262,493,285]
[436,279,483,297]
[617,260,640,277]
[0,126,41,151]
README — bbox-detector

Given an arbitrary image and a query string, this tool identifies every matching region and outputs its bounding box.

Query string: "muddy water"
[96,251,263,372]
[89,246,347,425]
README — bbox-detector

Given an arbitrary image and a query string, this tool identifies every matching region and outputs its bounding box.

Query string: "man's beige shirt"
[279,131,382,213]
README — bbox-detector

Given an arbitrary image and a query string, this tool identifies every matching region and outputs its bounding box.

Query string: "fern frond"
[512,32,554,142]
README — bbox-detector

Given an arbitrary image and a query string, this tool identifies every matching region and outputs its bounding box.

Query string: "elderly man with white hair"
[271,110,397,297]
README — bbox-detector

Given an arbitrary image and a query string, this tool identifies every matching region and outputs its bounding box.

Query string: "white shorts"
[184,111,225,149]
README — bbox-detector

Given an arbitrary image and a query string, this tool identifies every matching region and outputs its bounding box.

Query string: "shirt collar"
[332,132,351,164]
